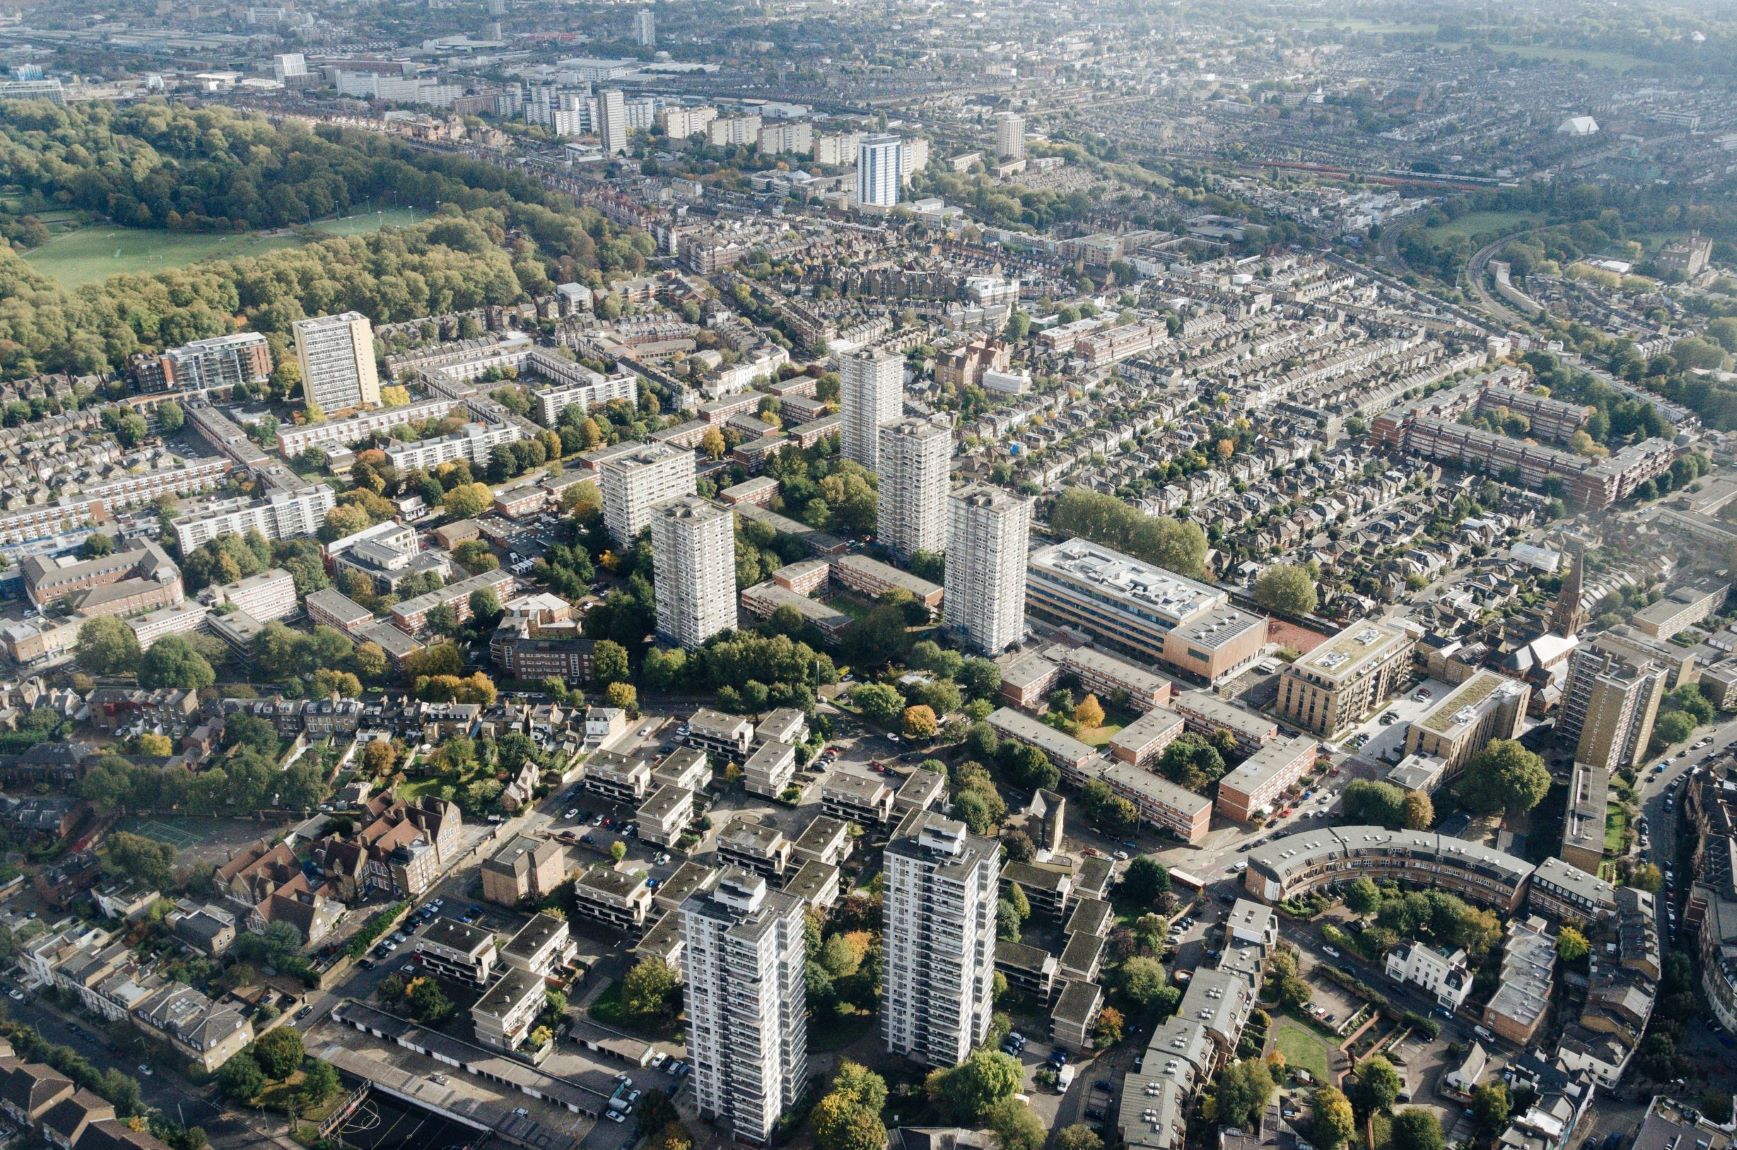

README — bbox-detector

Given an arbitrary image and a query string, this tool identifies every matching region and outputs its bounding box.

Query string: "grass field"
[19,204,422,289]
[1605,801,1628,854]
[1442,42,1656,71]
[1272,1016,1334,1084]
[22,225,304,288]
[1422,210,1541,241]
[312,205,422,236]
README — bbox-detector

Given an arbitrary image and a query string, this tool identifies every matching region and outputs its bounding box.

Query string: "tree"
[312,668,363,698]
[138,637,215,690]
[903,705,939,739]
[926,1049,1022,1123]
[130,733,174,757]
[442,482,493,519]
[1391,1109,1444,1150]
[1342,779,1408,828]
[1343,878,1382,916]
[1313,1087,1356,1150]
[1353,1056,1401,1115]
[812,1093,886,1150]
[606,681,638,714]
[830,1060,887,1114]
[1074,693,1106,729]
[700,427,726,459]
[407,977,455,1023]
[988,1097,1046,1150]
[1056,1126,1104,1150]
[80,533,115,559]
[1458,739,1550,815]
[105,832,176,888]
[1253,563,1319,616]
[1470,1083,1510,1138]
[217,1053,264,1101]
[1654,711,1696,747]
[1631,862,1664,893]
[1093,1005,1125,1047]
[851,682,905,723]
[1216,1058,1276,1128]
[252,1027,305,1079]
[77,617,141,676]
[593,640,631,686]
[622,958,681,1020]
[1401,790,1434,830]
[299,1060,339,1108]
[1117,956,1169,1011]
[1121,857,1171,905]
[1556,925,1590,961]
[157,401,185,433]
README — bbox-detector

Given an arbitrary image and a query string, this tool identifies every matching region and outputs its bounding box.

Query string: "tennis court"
[125,819,204,849]
[330,1092,481,1150]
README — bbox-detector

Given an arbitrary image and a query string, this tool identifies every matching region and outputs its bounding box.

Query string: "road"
[2,994,298,1150]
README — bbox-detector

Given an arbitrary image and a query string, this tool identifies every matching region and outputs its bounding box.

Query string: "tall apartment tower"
[855,134,903,208]
[994,111,1025,161]
[1558,641,1667,771]
[651,496,736,649]
[599,443,697,546]
[680,870,808,1145]
[878,416,952,562]
[943,484,1031,655]
[881,811,1001,1067]
[293,312,380,415]
[840,349,903,471]
[633,8,656,46]
[597,88,628,154]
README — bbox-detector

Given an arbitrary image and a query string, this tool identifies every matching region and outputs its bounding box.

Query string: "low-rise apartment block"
[571,866,654,935]
[1108,709,1186,768]
[1214,735,1319,823]
[819,772,895,826]
[1402,670,1529,775]
[481,835,567,906]
[415,918,500,985]
[743,739,797,798]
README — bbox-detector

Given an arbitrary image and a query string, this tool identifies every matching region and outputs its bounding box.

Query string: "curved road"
[1462,227,1549,331]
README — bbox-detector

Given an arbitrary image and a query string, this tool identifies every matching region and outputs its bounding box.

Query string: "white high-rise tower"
[881,810,1001,1067]
[633,8,656,46]
[651,495,736,649]
[943,484,1031,655]
[878,416,951,561]
[855,133,903,208]
[840,349,903,471]
[599,443,696,546]
[293,313,380,415]
[994,112,1025,161]
[597,88,628,154]
[680,870,808,1145]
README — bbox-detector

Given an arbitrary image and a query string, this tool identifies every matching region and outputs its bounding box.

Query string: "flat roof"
[1288,618,1414,683]
[1029,538,1223,627]
[1099,761,1213,814]
[989,707,1099,765]
[1217,734,1316,796]
[998,650,1060,691]
[833,554,942,599]
[1111,708,1186,750]
[1050,645,1171,694]
[1417,670,1524,735]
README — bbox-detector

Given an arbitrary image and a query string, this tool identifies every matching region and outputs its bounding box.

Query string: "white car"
[606,1111,626,1124]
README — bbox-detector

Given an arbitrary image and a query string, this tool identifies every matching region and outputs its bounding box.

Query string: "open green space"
[1298,17,1439,35]
[1421,210,1541,241]
[22,225,305,288]
[311,205,423,236]
[1272,1016,1334,1084]
[1078,722,1123,747]
[19,203,423,289]
[1605,801,1628,854]
[1442,42,1657,71]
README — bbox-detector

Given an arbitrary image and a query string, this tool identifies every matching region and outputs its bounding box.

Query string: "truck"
[1056,1065,1077,1093]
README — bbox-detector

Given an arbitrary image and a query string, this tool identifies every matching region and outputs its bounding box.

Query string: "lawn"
[1422,210,1541,241]
[23,224,305,288]
[1604,801,1628,854]
[20,205,422,288]
[1447,42,1658,71]
[311,205,422,236]
[1272,1016,1334,1084]
[1078,722,1123,747]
